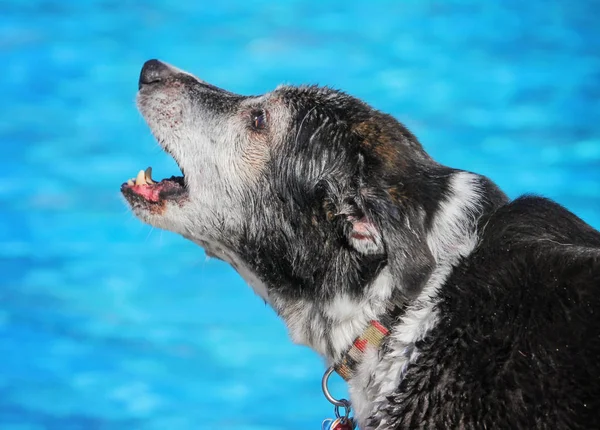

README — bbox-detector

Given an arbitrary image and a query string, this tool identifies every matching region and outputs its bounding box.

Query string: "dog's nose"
[139,59,173,89]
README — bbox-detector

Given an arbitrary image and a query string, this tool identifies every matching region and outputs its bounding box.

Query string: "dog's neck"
[273,171,499,366]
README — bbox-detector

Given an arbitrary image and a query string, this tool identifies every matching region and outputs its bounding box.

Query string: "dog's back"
[372,196,600,429]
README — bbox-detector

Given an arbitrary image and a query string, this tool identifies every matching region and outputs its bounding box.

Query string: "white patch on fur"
[277,267,394,361]
[326,267,395,361]
[369,265,396,304]
[325,294,360,322]
[348,171,485,429]
[427,171,482,265]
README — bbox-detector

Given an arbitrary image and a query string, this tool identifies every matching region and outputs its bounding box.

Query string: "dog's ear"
[347,215,384,255]
[342,195,435,298]
[347,117,436,298]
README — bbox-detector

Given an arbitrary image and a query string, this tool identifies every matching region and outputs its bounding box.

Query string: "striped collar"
[333,290,408,381]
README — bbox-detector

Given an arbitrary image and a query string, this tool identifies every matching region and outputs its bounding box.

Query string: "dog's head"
[122,60,505,358]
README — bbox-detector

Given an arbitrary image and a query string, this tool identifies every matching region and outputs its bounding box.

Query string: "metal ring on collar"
[321,367,352,410]
[334,403,351,421]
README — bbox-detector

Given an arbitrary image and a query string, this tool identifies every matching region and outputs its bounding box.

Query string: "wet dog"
[122,60,600,429]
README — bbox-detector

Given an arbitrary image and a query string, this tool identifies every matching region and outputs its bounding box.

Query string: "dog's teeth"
[135,170,147,185]
[144,167,155,184]
[127,179,134,186]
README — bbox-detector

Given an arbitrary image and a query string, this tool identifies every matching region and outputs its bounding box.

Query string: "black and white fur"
[123,60,600,429]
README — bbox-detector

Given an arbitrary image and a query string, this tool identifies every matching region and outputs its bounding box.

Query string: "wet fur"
[128,61,600,429]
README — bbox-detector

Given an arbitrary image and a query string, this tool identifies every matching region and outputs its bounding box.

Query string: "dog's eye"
[250,109,267,130]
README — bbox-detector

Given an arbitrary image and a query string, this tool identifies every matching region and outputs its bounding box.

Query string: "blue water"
[1,1,599,429]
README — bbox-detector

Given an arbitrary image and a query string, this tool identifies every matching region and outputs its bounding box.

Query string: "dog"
[122,59,600,429]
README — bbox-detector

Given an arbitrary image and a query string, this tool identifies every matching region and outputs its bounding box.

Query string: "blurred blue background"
[1,1,599,429]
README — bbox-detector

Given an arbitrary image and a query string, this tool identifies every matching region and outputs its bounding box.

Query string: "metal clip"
[322,367,353,426]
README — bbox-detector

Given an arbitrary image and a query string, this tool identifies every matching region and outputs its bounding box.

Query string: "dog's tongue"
[123,167,184,203]
[130,183,164,202]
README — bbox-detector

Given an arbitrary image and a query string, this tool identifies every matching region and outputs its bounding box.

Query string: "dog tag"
[322,418,355,430]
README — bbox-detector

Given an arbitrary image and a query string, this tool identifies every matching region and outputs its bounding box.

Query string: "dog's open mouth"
[121,167,188,206]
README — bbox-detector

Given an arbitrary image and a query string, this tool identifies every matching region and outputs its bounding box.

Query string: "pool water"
[1,1,599,429]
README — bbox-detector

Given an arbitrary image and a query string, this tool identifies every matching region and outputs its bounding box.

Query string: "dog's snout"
[139,59,174,89]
